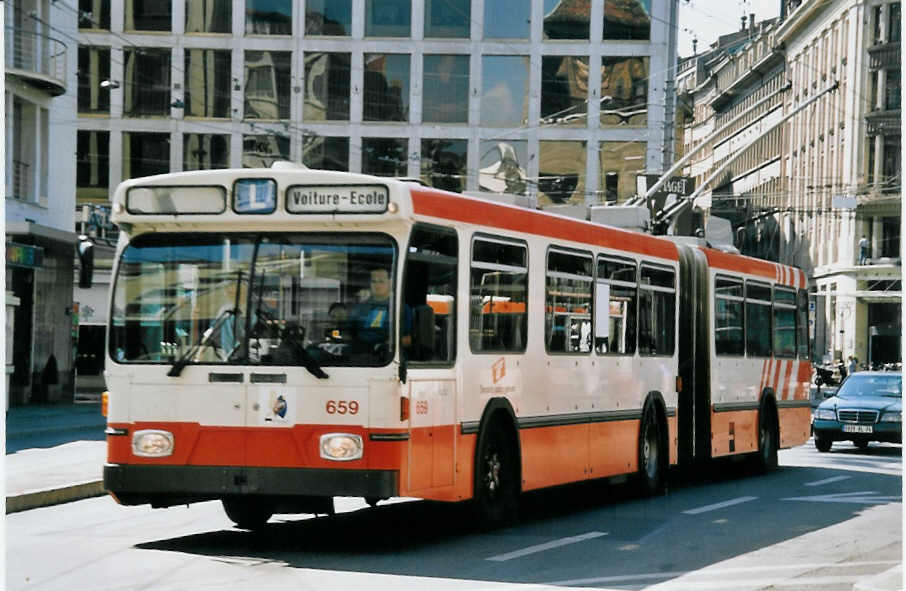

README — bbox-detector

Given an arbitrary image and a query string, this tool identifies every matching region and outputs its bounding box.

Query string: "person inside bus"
[353,269,411,356]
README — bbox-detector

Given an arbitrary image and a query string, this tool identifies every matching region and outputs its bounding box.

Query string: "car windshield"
[836,374,902,398]
[110,232,397,368]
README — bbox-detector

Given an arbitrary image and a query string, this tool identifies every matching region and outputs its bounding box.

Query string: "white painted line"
[682,496,758,515]
[486,531,607,562]
[804,475,851,487]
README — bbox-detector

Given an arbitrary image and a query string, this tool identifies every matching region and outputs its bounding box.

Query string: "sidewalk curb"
[6,480,105,514]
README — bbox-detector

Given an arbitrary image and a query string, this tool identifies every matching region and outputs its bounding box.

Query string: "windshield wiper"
[167,307,237,377]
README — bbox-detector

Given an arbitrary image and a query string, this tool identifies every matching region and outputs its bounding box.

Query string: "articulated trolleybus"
[103,163,812,528]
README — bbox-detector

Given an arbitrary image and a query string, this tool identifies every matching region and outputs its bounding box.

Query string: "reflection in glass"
[244,51,291,119]
[600,56,649,126]
[362,137,408,176]
[304,53,350,121]
[479,140,527,195]
[485,0,529,38]
[79,0,110,29]
[421,139,467,192]
[185,49,231,118]
[603,0,651,40]
[543,0,590,39]
[366,0,411,37]
[184,134,230,170]
[425,0,470,38]
[78,46,110,114]
[539,140,587,204]
[186,0,231,33]
[541,56,589,126]
[303,136,350,171]
[77,130,109,202]
[306,0,351,35]
[364,54,410,122]
[423,55,469,123]
[481,56,529,127]
[123,132,170,180]
[125,0,171,31]
[124,48,171,117]
[246,0,292,34]
[599,141,646,203]
[242,134,290,168]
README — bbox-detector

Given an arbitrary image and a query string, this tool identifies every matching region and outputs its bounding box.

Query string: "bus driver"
[354,269,411,355]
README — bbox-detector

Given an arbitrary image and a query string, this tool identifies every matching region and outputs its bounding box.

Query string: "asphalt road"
[8,441,901,591]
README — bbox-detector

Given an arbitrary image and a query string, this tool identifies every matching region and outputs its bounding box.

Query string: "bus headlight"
[132,430,174,457]
[319,433,363,461]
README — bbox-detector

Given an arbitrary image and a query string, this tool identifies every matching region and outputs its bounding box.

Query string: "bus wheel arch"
[756,392,779,472]
[472,397,521,526]
[638,392,668,496]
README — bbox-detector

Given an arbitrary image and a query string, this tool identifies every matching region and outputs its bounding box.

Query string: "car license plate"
[842,424,873,434]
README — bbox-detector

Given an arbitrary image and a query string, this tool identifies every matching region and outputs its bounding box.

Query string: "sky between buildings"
[677,0,782,57]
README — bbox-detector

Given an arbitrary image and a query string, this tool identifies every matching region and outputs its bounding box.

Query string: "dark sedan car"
[813,372,902,452]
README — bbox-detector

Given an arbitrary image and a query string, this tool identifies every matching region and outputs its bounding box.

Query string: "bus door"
[402,225,459,493]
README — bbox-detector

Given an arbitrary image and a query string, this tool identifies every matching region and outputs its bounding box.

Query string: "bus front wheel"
[222,497,273,530]
[474,419,519,526]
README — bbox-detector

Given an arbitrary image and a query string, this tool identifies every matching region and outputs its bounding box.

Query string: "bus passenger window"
[797,289,810,359]
[773,287,797,358]
[595,256,637,355]
[715,276,744,356]
[470,237,528,353]
[745,281,772,357]
[545,249,593,354]
[402,224,458,364]
[638,265,675,356]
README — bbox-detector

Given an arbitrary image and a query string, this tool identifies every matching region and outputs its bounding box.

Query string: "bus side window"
[638,264,675,356]
[470,237,528,353]
[773,287,797,358]
[715,275,744,356]
[745,281,772,357]
[797,289,810,359]
[402,224,458,364]
[595,256,637,355]
[545,248,593,354]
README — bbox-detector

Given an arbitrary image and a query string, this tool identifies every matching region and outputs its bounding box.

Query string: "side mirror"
[411,305,435,361]
[77,236,95,289]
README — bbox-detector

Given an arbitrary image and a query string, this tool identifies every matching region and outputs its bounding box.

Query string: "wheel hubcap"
[485,451,501,496]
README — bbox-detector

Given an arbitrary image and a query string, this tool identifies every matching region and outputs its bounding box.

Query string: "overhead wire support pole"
[643,81,792,201]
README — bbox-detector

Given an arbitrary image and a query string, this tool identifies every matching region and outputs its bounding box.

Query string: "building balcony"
[869,42,900,71]
[865,109,901,136]
[5,27,67,96]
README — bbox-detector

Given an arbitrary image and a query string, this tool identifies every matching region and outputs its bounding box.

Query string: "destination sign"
[286,185,389,214]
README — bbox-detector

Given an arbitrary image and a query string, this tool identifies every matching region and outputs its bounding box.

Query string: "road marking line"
[485,531,607,562]
[682,496,758,515]
[804,475,851,486]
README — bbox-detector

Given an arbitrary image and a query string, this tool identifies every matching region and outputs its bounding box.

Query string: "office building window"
[79,0,110,29]
[541,56,589,126]
[123,48,171,117]
[421,139,467,192]
[242,134,290,167]
[76,130,109,201]
[362,137,408,176]
[539,141,587,204]
[481,56,529,127]
[889,3,901,42]
[364,54,410,121]
[78,46,110,114]
[185,0,231,33]
[184,134,230,170]
[244,51,292,120]
[366,0,411,37]
[479,140,528,195]
[124,0,171,31]
[425,0,470,38]
[306,0,351,35]
[485,0,529,39]
[600,56,649,126]
[603,0,651,40]
[423,54,469,123]
[246,0,291,35]
[304,53,351,121]
[543,0,589,39]
[184,49,231,118]
[599,141,646,203]
[123,132,170,179]
[302,136,349,171]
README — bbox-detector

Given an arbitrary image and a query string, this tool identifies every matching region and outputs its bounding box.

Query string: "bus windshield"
[110,232,397,369]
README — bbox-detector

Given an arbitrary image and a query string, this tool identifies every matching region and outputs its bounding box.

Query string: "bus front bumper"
[104,464,399,507]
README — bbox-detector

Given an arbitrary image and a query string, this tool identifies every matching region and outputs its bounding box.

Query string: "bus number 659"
[326,400,359,415]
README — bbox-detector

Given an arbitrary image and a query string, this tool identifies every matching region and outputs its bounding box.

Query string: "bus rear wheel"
[474,420,518,526]
[638,403,665,496]
[222,497,273,530]
[755,404,779,472]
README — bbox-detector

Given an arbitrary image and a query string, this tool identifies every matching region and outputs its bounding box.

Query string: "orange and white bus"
[102,163,812,528]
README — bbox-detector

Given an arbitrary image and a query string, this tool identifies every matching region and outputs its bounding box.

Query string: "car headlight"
[319,433,363,461]
[815,408,836,421]
[880,411,901,423]
[132,430,174,457]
